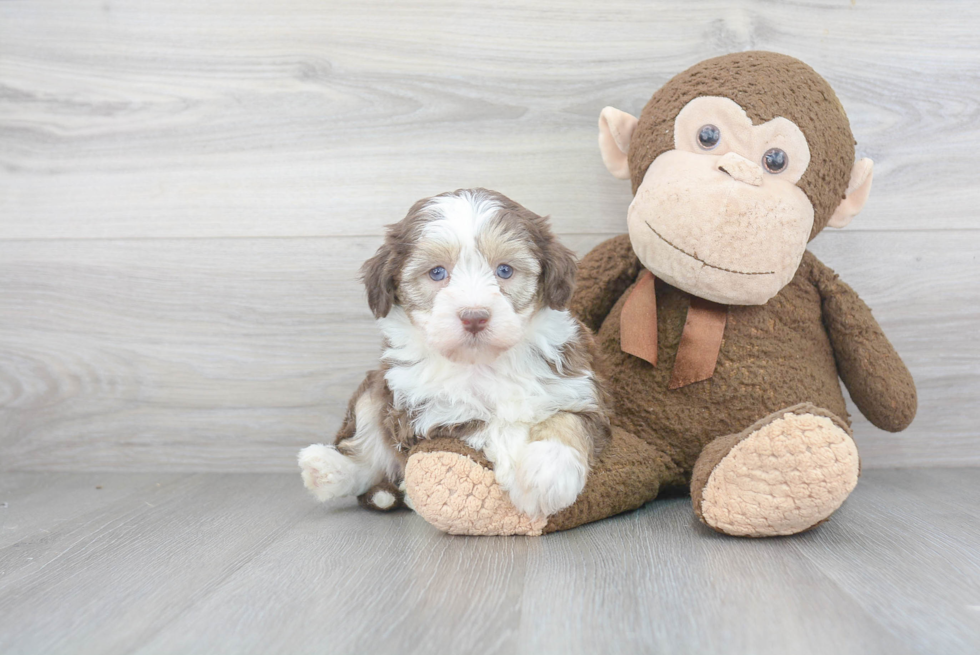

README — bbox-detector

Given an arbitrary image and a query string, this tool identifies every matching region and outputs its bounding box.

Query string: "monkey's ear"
[827,158,874,229]
[598,107,638,180]
[360,244,396,318]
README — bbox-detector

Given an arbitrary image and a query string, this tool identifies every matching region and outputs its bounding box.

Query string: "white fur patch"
[371,490,397,509]
[298,444,362,502]
[381,306,597,434]
[509,440,588,519]
[423,191,501,244]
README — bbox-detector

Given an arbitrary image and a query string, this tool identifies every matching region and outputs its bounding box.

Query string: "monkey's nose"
[717,151,763,186]
[459,308,491,334]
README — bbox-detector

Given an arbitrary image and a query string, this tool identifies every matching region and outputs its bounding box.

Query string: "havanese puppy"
[298,188,610,519]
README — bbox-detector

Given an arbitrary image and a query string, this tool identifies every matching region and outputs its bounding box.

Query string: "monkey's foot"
[404,428,668,536]
[691,403,860,537]
[403,445,548,536]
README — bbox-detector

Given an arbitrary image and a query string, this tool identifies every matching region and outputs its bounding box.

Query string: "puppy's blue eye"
[496,264,513,279]
[428,266,447,281]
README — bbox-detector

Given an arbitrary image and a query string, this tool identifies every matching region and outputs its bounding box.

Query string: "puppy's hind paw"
[397,479,415,511]
[510,440,588,519]
[298,444,359,502]
[359,481,405,512]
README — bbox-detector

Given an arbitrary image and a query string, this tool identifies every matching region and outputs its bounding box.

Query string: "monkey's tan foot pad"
[404,451,548,536]
[692,404,860,537]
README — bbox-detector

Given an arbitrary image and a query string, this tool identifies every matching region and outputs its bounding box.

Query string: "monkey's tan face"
[627,97,813,305]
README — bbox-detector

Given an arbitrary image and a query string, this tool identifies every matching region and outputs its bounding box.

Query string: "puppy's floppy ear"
[360,243,396,319]
[361,197,431,318]
[540,228,578,310]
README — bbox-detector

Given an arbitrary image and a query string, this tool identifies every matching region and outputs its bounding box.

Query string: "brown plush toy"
[403,51,917,537]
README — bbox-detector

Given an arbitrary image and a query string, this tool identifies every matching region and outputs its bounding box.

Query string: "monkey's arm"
[808,254,917,432]
[569,234,643,332]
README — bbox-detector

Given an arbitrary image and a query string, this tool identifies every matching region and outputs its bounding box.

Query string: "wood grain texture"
[1,0,979,239]
[517,498,915,655]
[0,474,313,655]
[0,472,184,548]
[1,0,978,471]
[1,231,977,471]
[0,470,977,654]
[0,231,980,471]
[794,468,980,652]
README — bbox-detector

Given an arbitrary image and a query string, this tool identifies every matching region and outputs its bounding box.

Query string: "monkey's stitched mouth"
[644,221,775,276]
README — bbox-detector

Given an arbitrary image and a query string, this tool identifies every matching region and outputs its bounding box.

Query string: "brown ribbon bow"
[620,271,728,389]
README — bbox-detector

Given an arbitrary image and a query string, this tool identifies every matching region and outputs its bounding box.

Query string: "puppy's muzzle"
[459,308,491,334]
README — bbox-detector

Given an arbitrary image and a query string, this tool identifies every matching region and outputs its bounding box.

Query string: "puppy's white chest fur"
[379,306,597,440]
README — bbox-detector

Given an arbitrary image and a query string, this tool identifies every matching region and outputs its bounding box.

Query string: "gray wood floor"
[1,469,978,655]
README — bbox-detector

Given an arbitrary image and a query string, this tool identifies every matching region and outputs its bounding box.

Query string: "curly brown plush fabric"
[576,242,914,478]
[811,265,919,431]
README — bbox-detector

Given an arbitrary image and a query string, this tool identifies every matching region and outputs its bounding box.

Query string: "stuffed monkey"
[402,51,917,537]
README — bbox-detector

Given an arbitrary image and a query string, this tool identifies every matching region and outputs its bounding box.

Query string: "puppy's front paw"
[509,441,587,519]
[298,444,358,502]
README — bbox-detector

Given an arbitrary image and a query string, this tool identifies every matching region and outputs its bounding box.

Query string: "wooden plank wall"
[1,0,977,471]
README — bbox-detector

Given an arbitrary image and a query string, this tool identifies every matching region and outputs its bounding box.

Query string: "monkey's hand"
[810,254,917,432]
[569,234,643,332]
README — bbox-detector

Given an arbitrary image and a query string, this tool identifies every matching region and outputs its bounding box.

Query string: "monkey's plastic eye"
[428,266,447,281]
[495,264,513,279]
[763,148,788,173]
[697,124,721,150]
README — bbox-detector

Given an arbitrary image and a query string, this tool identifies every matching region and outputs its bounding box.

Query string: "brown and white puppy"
[298,188,610,519]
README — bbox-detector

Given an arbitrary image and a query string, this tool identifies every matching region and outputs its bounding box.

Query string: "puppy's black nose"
[459,308,491,334]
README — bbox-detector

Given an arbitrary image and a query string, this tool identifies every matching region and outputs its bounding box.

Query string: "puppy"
[298,189,610,519]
